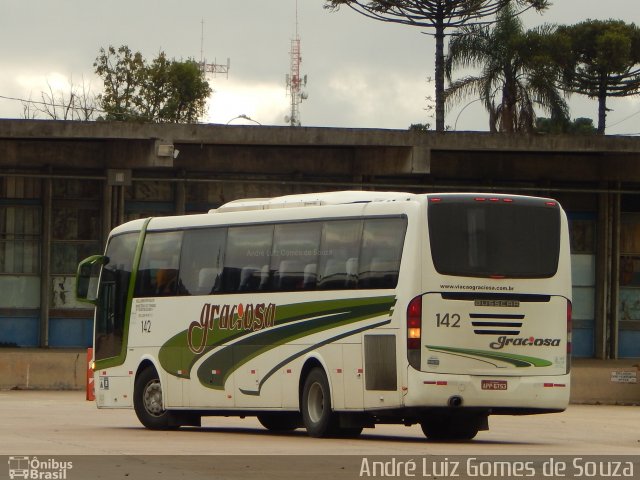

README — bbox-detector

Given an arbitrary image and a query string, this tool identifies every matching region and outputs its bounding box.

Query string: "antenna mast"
[199,19,230,78]
[285,1,308,126]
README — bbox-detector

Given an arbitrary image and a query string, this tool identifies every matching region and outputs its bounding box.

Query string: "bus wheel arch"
[133,362,177,430]
[135,359,157,383]
[298,357,326,411]
[300,365,338,437]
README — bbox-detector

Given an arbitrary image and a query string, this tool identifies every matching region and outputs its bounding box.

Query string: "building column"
[103,180,112,245]
[599,188,621,359]
[106,169,131,229]
[39,176,52,347]
[610,189,621,359]
[176,174,186,215]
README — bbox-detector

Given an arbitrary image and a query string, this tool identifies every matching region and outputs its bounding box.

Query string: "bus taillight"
[566,300,572,374]
[407,296,422,370]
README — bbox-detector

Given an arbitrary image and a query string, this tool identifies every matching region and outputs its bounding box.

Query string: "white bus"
[76,191,571,440]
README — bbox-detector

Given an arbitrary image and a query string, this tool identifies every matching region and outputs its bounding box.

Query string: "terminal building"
[1,119,639,402]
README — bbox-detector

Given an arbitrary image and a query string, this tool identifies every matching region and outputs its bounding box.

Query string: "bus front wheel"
[301,368,337,437]
[134,367,176,430]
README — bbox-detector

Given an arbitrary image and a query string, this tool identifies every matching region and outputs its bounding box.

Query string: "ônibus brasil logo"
[8,456,73,480]
[490,335,561,350]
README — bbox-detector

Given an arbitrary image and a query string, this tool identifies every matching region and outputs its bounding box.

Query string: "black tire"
[257,412,302,432]
[420,415,479,441]
[301,367,337,437]
[133,367,175,430]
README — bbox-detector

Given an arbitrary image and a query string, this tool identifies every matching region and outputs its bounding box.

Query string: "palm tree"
[326,0,550,132]
[445,4,568,132]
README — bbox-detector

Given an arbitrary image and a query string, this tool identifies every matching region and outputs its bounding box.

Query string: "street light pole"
[453,98,482,131]
[226,114,262,125]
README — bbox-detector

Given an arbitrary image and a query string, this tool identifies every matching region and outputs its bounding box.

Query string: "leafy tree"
[163,60,211,123]
[409,122,431,131]
[139,51,171,121]
[445,4,567,133]
[554,20,640,134]
[94,45,211,123]
[94,45,145,121]
[325,0,549,131]
[535,116,597,135]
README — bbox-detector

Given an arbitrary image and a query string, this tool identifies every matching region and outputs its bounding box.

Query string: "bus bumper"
[404,368,570,412]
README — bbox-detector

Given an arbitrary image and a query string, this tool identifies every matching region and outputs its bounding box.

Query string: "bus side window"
[135,231,183,297]
[318,258,348,289]
[346,257,359,288]
[258,264,270,290]
[197,267,220,294]
[239,265,262,291]
[156,268,178,295]
[317,220,362,290]
[303,263,317,289]
[275,259,304,290]
[270,222,321,291]
[222,225,273,293]
[359,218,407,289]
[178,228,226,296]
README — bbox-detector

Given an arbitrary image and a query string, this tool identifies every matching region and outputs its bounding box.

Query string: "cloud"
[1,0,639,131]
[16,72,72,93]
[306,68,433,129]
[206,82,287,125]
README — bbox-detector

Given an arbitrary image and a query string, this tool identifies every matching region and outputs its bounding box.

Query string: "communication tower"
[199,19,230,78]
[285,1,308,127]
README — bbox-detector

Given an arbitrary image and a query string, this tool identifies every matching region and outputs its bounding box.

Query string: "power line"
[0,93,163,121]
[0,93,154,121]
[0,93,164,122]
[608,108,640,128]
[0,93,106,114]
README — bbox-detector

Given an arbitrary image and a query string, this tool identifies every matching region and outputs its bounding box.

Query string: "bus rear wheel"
[134,367,176,430]
[302,368,337,437]
[257,412,302,432]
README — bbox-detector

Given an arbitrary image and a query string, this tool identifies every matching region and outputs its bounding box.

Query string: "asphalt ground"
[1,391,638,479]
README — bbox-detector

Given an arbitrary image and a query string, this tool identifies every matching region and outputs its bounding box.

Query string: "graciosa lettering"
[490,335,561,350]
[187,302,277,354]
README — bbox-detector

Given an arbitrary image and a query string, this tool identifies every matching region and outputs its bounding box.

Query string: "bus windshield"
[428,198,560,278]
[94,232,138,361]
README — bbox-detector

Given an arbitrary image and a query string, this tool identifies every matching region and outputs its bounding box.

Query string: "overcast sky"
[1,1,639,134]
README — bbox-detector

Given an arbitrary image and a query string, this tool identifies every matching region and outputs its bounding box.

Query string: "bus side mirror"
[76,255,108,305]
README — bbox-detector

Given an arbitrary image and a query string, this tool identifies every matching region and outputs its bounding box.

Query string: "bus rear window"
[428,200,560,278]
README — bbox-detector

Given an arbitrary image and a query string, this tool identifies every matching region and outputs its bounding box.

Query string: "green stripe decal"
[158,295,396,389]
[426,345,553,368]
[239,319,391,396]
